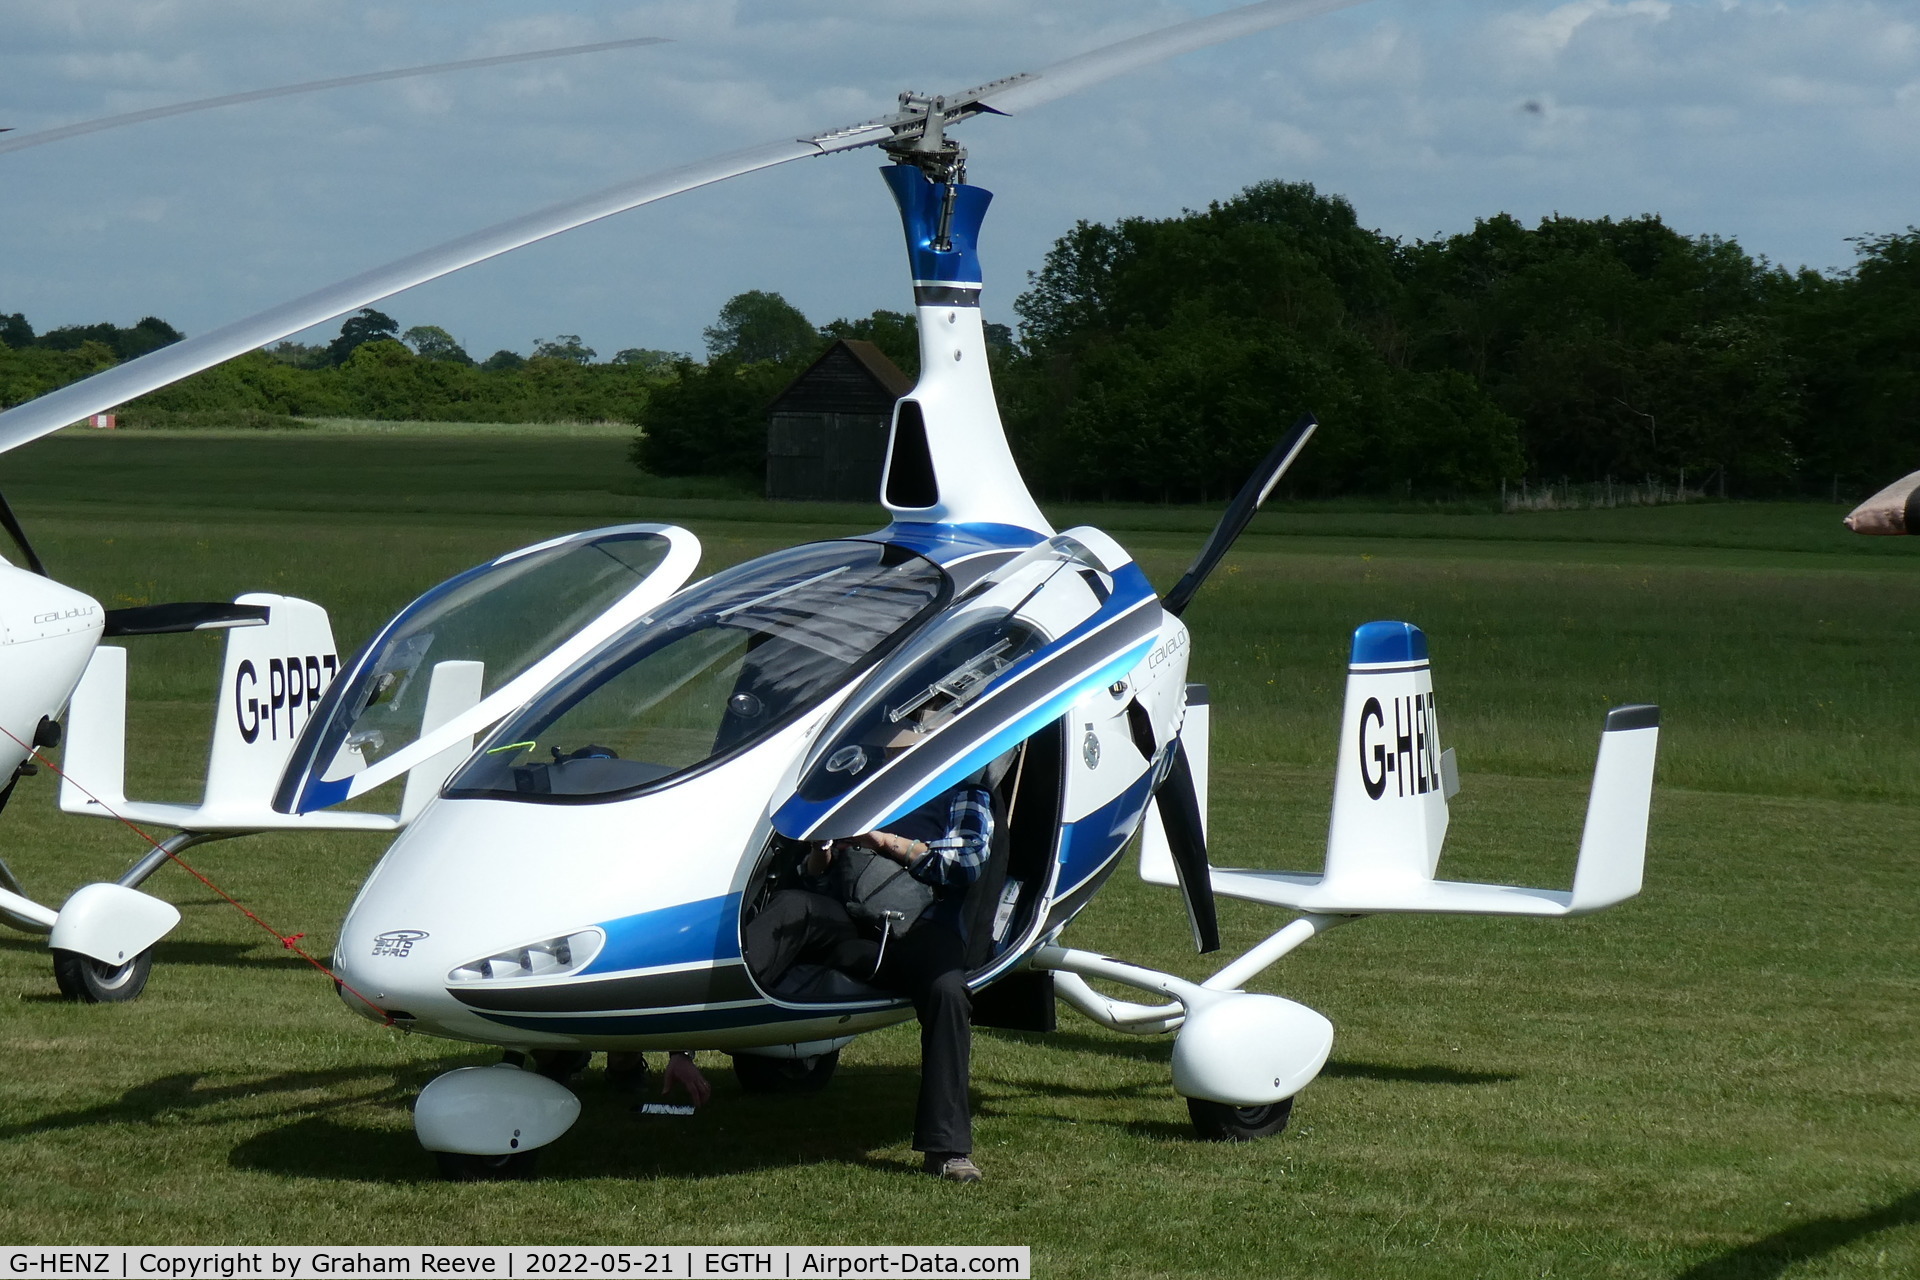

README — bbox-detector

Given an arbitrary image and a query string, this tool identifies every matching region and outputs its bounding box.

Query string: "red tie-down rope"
[1,721,395,1025]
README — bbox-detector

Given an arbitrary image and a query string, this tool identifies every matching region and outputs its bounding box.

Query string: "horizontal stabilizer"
[1210,621,1658,917]
[103,601,270,636]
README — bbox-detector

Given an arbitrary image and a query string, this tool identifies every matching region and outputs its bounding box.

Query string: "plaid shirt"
[901,785,993,893]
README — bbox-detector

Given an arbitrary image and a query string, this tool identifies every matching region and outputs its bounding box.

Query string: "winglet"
[1567,704,1659,914]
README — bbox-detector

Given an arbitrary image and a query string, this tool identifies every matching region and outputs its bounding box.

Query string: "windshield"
[446,541,949,802]
[287,530,677,793]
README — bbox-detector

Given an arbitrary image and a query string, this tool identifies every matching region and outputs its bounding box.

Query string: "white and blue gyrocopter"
[0,0,1661,1178]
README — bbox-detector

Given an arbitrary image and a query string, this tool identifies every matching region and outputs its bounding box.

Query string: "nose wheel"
[52,946,154,1002]
[434,1150,540,1182]
[1187,1094,1294,1142]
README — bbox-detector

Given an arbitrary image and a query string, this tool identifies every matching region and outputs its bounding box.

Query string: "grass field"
[1,426,1916,1277]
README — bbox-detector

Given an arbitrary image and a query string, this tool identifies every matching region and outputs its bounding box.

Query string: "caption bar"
[1,1250,1029,1280]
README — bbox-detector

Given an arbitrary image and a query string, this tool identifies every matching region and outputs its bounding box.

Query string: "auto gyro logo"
[371,929,429,958]
[1357,692,1441,800]
[234,653,339,744]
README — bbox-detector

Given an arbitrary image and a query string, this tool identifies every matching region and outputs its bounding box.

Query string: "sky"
[2,0,1916,363]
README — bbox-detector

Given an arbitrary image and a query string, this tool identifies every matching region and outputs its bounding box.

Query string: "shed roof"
[768,339,914,416]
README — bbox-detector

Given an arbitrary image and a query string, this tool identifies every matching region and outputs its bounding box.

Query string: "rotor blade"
[0,129,891,457]
[970,0,1370,117]
[1158,740,1221,954]
[0,37,670,157]
[1162,414,1317,617]
[0,0,1363,456]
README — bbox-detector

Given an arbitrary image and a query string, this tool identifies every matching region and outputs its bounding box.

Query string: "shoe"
[922,1152,983,1183]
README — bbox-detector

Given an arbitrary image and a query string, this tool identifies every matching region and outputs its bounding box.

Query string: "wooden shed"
[766,339,914,502]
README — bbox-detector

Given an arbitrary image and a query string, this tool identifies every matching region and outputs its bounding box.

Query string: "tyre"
[731,1049,840,1094]
[1187,1094,1294,1142]
[433,1150,540,1182]
[51,947,153,1003]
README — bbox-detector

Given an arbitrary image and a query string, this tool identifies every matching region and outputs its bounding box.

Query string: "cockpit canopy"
[446,540,950,802]
[279,525,690,813]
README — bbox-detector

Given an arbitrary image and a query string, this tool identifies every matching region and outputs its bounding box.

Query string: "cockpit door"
[275,523,700,815]
[771,530,1161,842]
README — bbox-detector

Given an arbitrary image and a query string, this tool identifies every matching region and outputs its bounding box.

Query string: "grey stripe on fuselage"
[448,960,759,1013]
[803,595,1162,837]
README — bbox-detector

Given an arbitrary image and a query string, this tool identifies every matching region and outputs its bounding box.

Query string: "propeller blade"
[0,36,670,157]
[1162,413,1317,617]
[0,0,1368,458]
[0,490,48,576]
[1158,739,1221,954]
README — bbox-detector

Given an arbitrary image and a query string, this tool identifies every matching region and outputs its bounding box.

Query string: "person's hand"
[662,1051,711,1107]
[804,841,835,876]
[857,830,923,865]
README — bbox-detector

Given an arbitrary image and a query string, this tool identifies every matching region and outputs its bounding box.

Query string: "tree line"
[998,182,1918,501]
[5,179,1916,500]
[0,307,683,427]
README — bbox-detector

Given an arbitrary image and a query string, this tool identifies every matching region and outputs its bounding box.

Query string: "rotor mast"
[872,90,1051,537]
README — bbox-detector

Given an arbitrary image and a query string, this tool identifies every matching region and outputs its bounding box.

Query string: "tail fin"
[1321,620,1455,892]
[200,593,341,813]
[1204,620,1657,918]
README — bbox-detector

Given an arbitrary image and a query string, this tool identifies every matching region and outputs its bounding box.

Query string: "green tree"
[1005,179,1517,498]
[533,334,595,364]
[631,356,790,480]
[481,349,526,372]
[821,310,919,377]
[327,309,399,365]
[1785,229,1920,491]
[611,348,678,372]
[402,325,473,364]
[704,291,818,364]
[1397,213,1795,488]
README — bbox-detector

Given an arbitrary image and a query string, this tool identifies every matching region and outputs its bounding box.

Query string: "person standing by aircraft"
[745,780,993,1183]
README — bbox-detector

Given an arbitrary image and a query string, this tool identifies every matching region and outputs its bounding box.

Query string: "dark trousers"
[743,889,877,983]
[745,890,973,1155]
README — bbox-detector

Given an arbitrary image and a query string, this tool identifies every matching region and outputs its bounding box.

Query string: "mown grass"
[0,429,1915,1275]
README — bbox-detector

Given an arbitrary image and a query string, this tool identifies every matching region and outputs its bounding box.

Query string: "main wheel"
[1187,1095,1295,1142]
[433,1150,540,1182]
[52,947,154,1003]
[731,1049,839,1094]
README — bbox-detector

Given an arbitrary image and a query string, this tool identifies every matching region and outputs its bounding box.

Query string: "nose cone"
[333,737,793,1045]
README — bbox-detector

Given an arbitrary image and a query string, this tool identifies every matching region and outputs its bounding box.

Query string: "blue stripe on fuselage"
[862,521,1046,562]
[1055,766,1160,899]
[580,894,742,976]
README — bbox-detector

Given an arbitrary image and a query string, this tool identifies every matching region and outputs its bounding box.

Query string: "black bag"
[829,846,935,935]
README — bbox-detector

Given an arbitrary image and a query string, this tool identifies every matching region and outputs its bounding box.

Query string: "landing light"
[448,929,602,983]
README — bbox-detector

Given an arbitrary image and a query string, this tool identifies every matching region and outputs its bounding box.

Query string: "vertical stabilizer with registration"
[1323,621,1452,889]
